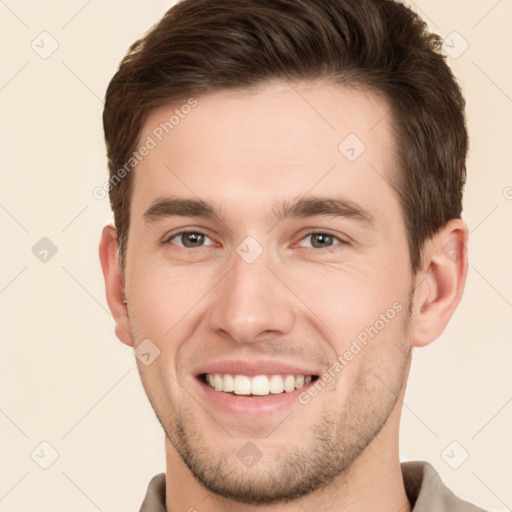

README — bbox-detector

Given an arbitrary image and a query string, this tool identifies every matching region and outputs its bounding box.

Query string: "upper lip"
[194,359,321,378]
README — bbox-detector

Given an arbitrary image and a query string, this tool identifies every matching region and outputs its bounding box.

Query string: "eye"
[298,231,347,250]
[166,231,215,249]
[164,230,347,252]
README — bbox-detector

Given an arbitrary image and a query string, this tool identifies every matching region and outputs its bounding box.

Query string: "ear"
[98,224,134,347]
[410,218,469,348]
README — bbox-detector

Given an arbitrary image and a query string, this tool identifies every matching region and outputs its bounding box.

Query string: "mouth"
[200,372,319,397]
[192,360,322,416]
[195,372,320,416]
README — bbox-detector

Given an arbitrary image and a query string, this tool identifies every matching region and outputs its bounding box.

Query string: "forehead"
[132,80,399,221]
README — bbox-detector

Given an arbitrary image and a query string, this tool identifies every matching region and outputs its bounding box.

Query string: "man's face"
[123,81,415,503]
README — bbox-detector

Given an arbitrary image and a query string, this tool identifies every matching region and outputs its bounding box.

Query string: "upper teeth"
[205,373,313,396]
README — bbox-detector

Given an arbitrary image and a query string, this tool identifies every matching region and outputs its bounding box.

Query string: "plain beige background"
[0,0,511,510]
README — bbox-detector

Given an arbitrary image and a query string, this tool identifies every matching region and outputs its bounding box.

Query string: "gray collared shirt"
[138,460,487,511]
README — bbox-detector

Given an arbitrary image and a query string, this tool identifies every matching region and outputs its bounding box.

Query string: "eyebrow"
[143,195,375,226]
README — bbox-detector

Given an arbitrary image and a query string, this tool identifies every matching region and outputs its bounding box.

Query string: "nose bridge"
[207,240,295,343]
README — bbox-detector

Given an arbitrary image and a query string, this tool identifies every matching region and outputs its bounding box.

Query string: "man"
[99,0,486,510]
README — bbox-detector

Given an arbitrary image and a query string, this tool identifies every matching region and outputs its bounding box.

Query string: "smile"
[202,373,317,396]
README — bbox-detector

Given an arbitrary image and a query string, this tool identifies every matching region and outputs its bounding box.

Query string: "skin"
[99,80,468,512]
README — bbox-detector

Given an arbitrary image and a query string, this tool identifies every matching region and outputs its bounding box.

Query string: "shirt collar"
[139,460,485,512]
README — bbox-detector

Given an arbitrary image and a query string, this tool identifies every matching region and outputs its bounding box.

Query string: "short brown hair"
[103,0,468,273]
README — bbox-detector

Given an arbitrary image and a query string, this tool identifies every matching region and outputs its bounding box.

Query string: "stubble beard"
[138,308,413,505]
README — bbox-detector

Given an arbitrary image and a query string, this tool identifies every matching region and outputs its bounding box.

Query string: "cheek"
[280,258,405,342]
[125,231,411,350]
[126,258,216,340]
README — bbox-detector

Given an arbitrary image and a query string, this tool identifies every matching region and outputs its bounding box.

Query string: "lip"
[193,359,321,378]
[192,359,322,417]
[194,373,318,416]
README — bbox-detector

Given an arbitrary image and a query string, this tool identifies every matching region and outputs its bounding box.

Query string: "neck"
[164,404,411,512]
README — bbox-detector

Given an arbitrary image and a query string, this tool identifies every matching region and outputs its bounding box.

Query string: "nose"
[207,244,296,344]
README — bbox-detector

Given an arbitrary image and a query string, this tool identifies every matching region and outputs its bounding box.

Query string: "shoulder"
[401,460,488,512]
[138,473,166,512]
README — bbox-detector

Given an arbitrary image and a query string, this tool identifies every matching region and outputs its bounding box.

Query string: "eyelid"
[296,230,349,249]
[164,229,216,247]
[163,228,349,250]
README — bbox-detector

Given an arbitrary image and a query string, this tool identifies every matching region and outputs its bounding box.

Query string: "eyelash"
[164,230,348,253]
[298,231,349,252]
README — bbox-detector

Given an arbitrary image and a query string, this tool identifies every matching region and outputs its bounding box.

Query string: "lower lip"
[196,376,316,416]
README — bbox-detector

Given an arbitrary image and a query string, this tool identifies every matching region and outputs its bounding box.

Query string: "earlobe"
[98,224,134,347]
[410,219,469,348]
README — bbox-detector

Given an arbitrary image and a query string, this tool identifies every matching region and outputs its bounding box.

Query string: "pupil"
[184,233,203,247]
[312,234,331,248]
